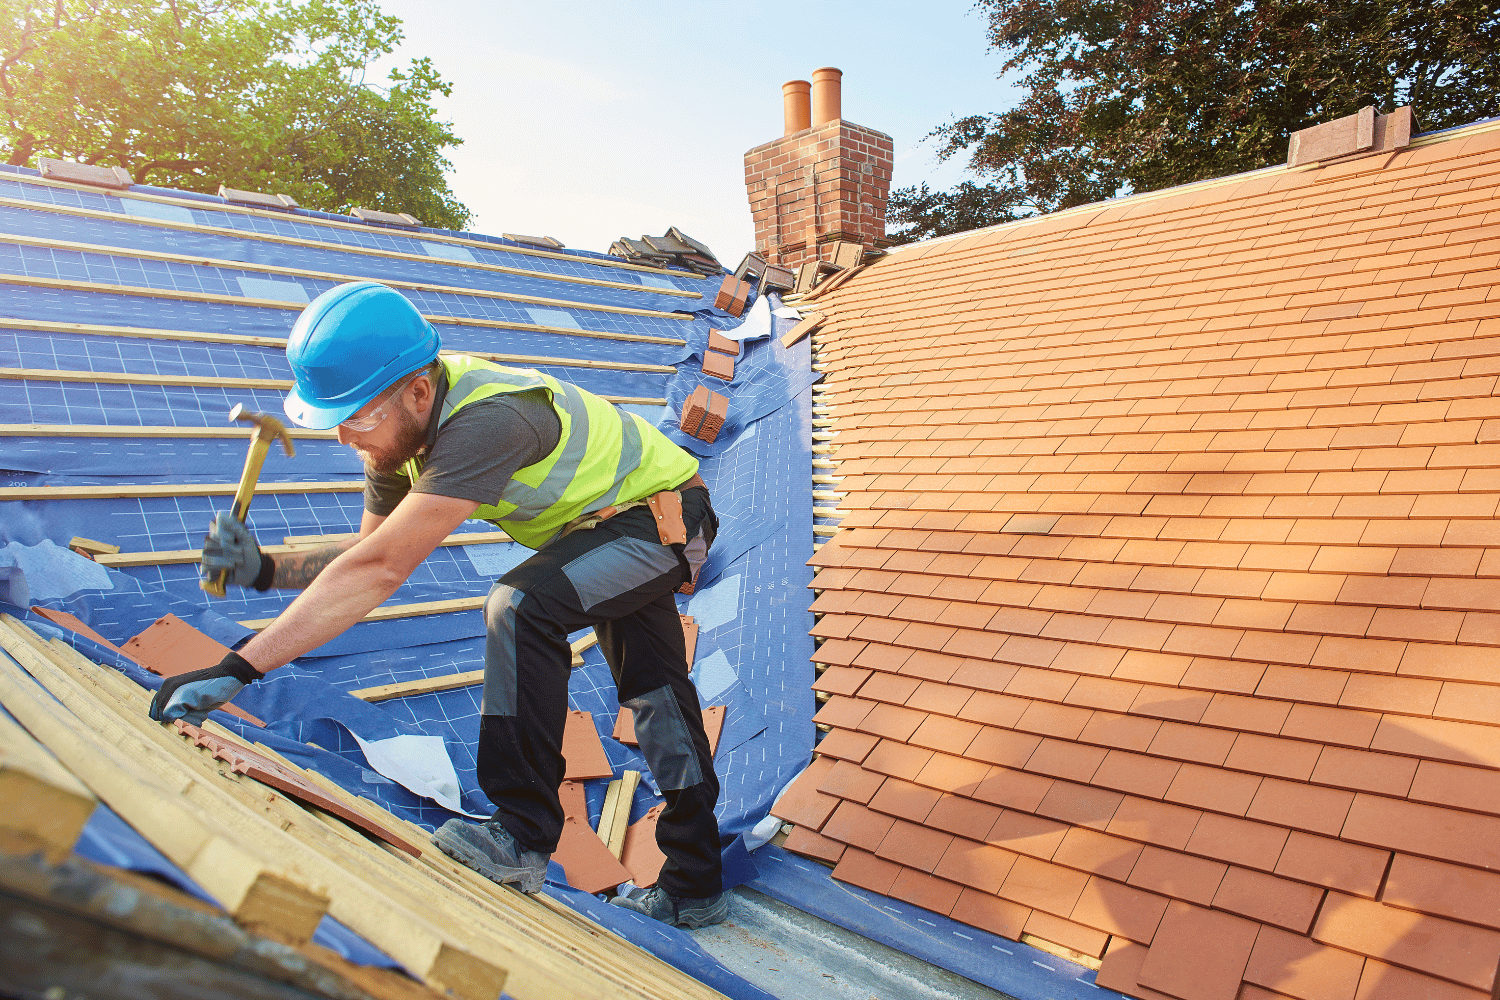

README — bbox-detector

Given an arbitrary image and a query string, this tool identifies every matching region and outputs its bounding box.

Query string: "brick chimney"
[744,68,894,271]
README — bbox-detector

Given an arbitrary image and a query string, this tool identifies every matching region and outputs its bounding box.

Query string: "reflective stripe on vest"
[403,355,698,549]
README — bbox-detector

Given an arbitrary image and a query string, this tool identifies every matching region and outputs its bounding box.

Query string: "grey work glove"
[148,651,261,725]
[201,511,274,590]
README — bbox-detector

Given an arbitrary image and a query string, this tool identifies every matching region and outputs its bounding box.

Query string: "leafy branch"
[0,0,470,229]
[889,0,1500,244]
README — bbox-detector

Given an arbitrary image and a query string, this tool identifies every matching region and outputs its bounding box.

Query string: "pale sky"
[372,0,1018,262]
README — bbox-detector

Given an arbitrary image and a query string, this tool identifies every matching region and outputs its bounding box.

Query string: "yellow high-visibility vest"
[401,355,699,549]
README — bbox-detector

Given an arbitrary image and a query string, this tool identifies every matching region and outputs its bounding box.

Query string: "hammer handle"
[201,434,275,599]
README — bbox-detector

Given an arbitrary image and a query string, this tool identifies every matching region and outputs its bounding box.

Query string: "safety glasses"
[340,371,421,432]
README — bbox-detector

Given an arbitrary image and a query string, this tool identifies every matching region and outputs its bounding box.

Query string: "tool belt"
[560,473,709,593]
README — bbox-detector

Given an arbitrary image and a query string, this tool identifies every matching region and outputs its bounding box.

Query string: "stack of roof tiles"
[680,385,728,444]
[609,228,721,275]
[714,276,751,317]
[777,120,1500,1000]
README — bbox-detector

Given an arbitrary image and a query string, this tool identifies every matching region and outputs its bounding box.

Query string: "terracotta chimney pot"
[811,67,842,126]
[782,80,811,135]
[745,65,892,271]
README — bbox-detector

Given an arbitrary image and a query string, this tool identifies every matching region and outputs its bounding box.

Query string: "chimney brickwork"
[744,69,894,272]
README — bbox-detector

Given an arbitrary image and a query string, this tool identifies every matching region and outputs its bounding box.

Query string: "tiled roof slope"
[779,121,1500,1000]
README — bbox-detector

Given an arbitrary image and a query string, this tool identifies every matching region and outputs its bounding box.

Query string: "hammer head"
[228,404,295,457]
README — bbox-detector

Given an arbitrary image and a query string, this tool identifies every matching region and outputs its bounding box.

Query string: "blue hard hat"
[283,282,442,429]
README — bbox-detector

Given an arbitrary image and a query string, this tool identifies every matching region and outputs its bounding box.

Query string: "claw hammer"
[201,404,295,598]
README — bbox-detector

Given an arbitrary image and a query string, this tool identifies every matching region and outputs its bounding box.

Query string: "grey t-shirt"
[363,384,562,516]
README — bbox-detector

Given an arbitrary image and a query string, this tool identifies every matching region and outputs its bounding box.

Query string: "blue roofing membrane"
[0,165,808,998]
[0,167,1111,1000]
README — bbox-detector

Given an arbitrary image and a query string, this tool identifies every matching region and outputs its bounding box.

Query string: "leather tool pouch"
[561,477,707,594]
[647,490,688,546]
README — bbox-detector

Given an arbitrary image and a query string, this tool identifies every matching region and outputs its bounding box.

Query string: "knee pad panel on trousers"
[483,581,527,717]
[622,684,704,791]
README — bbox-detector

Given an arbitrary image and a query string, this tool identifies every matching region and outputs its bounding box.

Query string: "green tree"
[0,0,470,229]
[889,0,1500,243]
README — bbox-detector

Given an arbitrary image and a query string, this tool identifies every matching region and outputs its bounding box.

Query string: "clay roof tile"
[783,129,1500,1000]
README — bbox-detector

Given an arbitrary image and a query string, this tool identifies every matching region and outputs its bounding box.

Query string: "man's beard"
[356,406,428,474]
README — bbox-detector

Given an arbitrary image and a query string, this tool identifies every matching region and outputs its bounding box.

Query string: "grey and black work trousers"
[477,485,722,899]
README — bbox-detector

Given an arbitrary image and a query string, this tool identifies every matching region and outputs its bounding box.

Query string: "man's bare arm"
[240,495,477,672]
[269,510,389,589]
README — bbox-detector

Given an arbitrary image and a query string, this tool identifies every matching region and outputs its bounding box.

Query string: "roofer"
[148,280,727,928]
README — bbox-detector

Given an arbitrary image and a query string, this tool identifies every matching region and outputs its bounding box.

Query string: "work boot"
[611,884,729,928]
[432,818,549,893]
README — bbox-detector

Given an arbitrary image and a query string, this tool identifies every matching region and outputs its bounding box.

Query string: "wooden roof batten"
[776,104,1500,999]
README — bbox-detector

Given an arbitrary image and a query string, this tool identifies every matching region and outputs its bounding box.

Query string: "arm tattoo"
[271,541,354,589]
